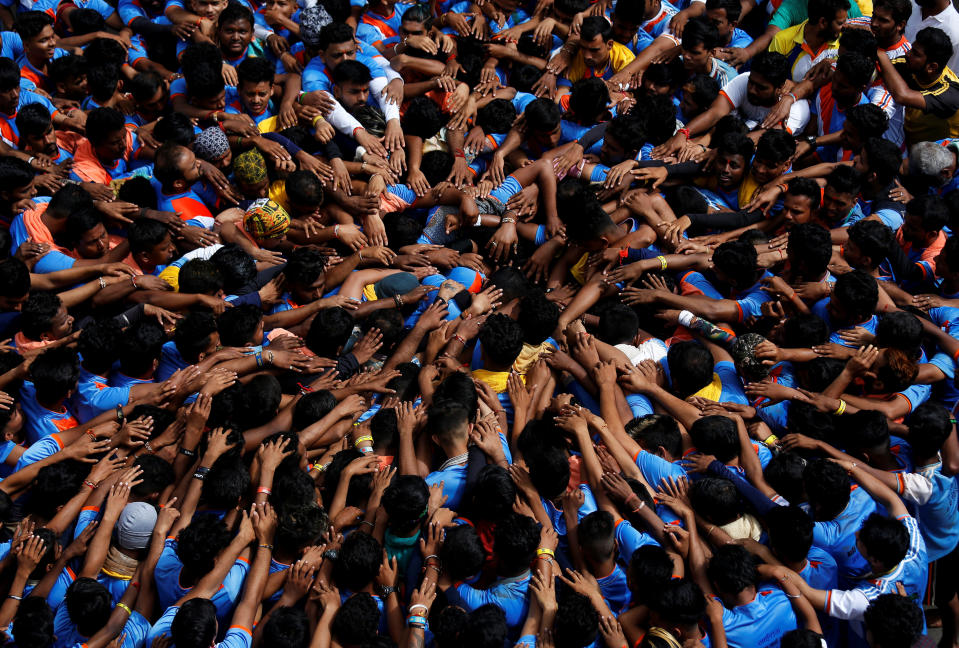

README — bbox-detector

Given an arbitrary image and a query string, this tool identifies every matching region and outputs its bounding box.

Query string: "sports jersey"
[154,536,250,621]
[71,367,132,423]
[897,463,959,561]
[768,20,841,82]
[450,571,530,632]
[719,73,810,133]
[811,85,870,162]
[0,89,57,146]
[892,59,959,144]
[356,3,413,49]
[147,605,253,648]
[714,585,798,648]
[812,484,878,578]
[19,381,78,445]
[561,41,636,87]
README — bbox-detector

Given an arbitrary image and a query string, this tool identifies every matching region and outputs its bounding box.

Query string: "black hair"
[177,514,231,574]
[440,524,487,581]
[707,544,758,595]
[15,11,53,41]
[626,414,683,458]
[116,176,157,210]
[781,629,826,648]
[238,56,275,86]
[713,239,761,289]
[210,244,257,294]
[915,26,953,71]
[690,476,741,525]
[218,304,263,347]
[765,505,814,563]
[318,22,354,50]
[683,73,720,113]
[427,399,470,445]
[284,246,327,289]
[783,313,830,348]
[48,53,87,90]
[119,319,165,377]
[382,475,429,533]
[291,390,338,431]
[606,114,647,156]
[77,319,122,375]
[84,107,126,146]
[172,598,218,648]
[836,51,874,89]
[682,16,721,50]
[20,292,63,340]
[650,579,707,626]
[859,513,909,569]
[906,194,949,233]
[127,218,169,256]
[764,452,807,507]
[554,592,599,648]
[463,604,508,648]
[402,96,445,139]
[0,156,35,198]
[127,71,164,103]
[86,63,120,103]
[178,259,224,296]
[306,307,355,357]
[568,77,610,124]
[493,512,540,574]
[517,292,560,345]
[864,594,924,648]
[132,453,175,498]
[907,402,953,459]
[756,129,796,164]
[628,545,674,604]
[848,219,894,269]
[421,150,454,186]
[876,310,923,358]
[863,137,903,187]
[788,222,832,277]
[333,59,372,86]
[478,313,524,367]
[524,98,562,133]
[706,0,742,20]
[29,347,79,404]
[873,0,911,24]
[173,311,218,363]
[15,102,53,140]
[0,56,18,92]
[13,597,55,648]
[509,63,542,93]
[433,372,479,421]
[62,207,105,251]
[578,510,616,562]
[185,60,225,100]
[846,103,889,143]
[469,465,516,522]
[261,606,311,648]
[218,2,253,28]
[808,0,850,23]
[0,257,29,298]
[833,268,879,322]
[579,15,612,42]
[803,458,851,520]
[476,98,517,134]
[667,340,714,398]
[65,577,112,637]
[332,532,382,592]
[750,51,790,88]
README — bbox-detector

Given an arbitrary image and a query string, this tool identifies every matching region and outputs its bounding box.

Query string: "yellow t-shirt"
[566,41,635,84]
[768,21,840,82]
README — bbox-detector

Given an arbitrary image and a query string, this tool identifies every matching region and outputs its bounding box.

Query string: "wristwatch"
[804,135,817,147]
[322,549,339,561]
[378,585,398,597]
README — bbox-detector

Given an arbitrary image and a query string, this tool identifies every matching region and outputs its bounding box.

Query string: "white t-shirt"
[906,1,959,73]
[718,73,811,133]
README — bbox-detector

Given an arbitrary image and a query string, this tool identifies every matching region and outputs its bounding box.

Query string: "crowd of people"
[0,0,958,645]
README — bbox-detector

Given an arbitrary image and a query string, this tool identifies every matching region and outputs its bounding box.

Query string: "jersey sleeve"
[900,472,934,505]
[826,587,873,621]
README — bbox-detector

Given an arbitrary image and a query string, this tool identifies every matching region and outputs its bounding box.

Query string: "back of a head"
[478,313,524,367]
[803,458,851,520]
[332,531,382,592]
[864,594,924,648]
[65,577,112,637]
[331,593,380,645]
[765,505,814,562]
[462,604,508,648]
[555,591,599,648]
[261,606,311,648]
[859,513,909,569]
[834,269,879,321]
[706,544,758,596]
[650,579,707,627]
[176,514,231,574]
[626,414,682,458]
[382,475,429,533]
[172,598,218,648]
[493,512,540,574]
[13,597,54,648]
[306,307,354,357]
[689,415,738,463]
[666,340,714,397]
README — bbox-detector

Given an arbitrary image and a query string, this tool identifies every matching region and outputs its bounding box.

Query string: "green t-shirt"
[770,0,864,30]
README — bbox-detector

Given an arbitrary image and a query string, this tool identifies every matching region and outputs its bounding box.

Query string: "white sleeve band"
[327,99,364,136]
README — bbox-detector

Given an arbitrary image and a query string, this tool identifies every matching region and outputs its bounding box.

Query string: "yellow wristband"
[116,602,132,615]
[763,434,778,446]
[656,255,667,271]
[834,399,847,416]
[354,435,374,446]
[312,114,325,127]
[535,548,555,557]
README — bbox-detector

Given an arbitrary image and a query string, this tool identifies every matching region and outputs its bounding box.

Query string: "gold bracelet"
[834,399,847,416]
[116,602,132,615]
[656,255,667,271]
